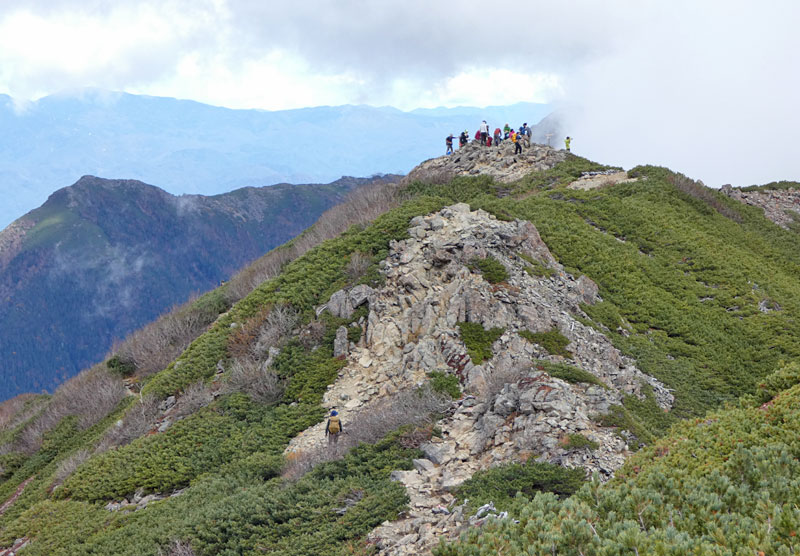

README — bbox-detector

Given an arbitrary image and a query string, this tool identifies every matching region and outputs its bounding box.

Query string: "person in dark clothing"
[459,131,468,148]
[446,134,454,155]
[512,131,522,154]
[325,410,343,445]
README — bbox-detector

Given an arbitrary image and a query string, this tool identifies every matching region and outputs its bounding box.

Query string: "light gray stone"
[420,442,455,465]
[413,458,436,473]
[328,289,353,319]
[334,326,349,358]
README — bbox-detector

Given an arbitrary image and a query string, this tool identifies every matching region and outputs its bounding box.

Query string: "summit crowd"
[445,121,571,155]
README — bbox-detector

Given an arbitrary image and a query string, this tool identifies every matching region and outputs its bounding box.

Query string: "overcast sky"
[1,0,798,186]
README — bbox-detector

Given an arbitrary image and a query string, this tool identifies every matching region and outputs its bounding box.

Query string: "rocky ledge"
[287,203,673,555]
[721,185,800,230]
[404,141,567,185]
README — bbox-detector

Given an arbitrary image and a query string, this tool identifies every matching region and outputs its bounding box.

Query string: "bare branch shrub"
[15,366,126,454]
[228,305,296,360]
[298,320,326,350]
[345,251,372,283]
[479,362,534,402]
[113,297,219,378]
[225,180,400,303]
[172,381,213,420]
[228,305,272,360]
[94,394,160,454]
[283,386,451,479]
[158,540,196,556]
[51,449,90,488]
[0,394,42,435]
[669,174,743,223]
[252,305,297,358]
[222,359,284,405]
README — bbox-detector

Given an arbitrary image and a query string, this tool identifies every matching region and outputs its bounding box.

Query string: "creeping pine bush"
[519,328,572,358]
[428,371,462,399]
[2,427,421,556]
[518,251,555,277]
[454,461,585,515]
[533,361,605,387]
[457,322,504,364]
[559,433,599,451]
[468,256,509,284]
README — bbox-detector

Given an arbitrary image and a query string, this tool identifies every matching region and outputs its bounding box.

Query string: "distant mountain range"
[0,90,554,228]
[0,174,396,400]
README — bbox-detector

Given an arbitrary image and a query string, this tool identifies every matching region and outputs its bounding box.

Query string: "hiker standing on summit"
[565,136,572,152]
[446,134,454,155]
[326,410,343,445]
[479,120,489,146]
[512,129,522,154]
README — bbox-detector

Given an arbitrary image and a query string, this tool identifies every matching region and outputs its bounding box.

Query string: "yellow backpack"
[328,416,341,434]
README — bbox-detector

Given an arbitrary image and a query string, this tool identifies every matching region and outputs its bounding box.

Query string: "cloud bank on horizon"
[0,0,798,186]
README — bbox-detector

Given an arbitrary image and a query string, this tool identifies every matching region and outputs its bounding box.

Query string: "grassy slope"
[2,157,800,554]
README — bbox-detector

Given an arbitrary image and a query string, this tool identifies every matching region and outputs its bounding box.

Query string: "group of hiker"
[445,121,572,155]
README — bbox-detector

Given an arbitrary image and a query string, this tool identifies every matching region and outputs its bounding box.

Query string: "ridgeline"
[1,143,799,555]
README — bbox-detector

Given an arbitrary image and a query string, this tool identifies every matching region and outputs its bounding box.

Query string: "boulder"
[334,326,349,358]
[575,275,600,305]
[328,289,353,319]
[413,458,437,473]
[420,441,455,465]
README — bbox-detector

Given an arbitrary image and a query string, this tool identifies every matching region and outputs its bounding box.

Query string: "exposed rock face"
[404,141,567,185]
[721,185,800,229]
[287,204,673,555]
[567,170,637,190]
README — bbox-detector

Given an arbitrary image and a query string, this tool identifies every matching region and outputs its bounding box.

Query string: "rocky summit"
[288,203,672,555]
[405,140,566,185]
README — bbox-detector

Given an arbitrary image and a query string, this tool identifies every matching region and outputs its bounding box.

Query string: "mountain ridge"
[0,146,798,554]
[0,89,553,228]
[0,173,399,400]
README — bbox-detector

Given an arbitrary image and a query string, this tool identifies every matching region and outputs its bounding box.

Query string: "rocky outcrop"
[287,204,673,555]
[721,185,800,230]
[567,170,637,190]
[404,141,566,185]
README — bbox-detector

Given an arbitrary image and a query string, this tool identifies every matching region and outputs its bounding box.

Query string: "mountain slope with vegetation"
[0,174,397,400]
[0,145,798,555]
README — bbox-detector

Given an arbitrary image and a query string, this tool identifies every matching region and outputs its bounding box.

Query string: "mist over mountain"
[0,90,552,228]
[0,173,396,400]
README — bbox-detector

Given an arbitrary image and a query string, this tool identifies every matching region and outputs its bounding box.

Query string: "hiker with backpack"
[565,136,572,152]
[326,409,343,445]
[493,127,502,146]
[512,130,522,154]
[479,120,489,146]
[446,134,454,155]
[503,123,511,140]
[521,123,531,146]
[459,130,468,148]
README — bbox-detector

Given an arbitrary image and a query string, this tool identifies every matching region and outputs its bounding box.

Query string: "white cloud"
[0,0,798,185]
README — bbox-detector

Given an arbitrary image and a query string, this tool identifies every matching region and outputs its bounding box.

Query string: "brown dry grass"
[14,366,126,454]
